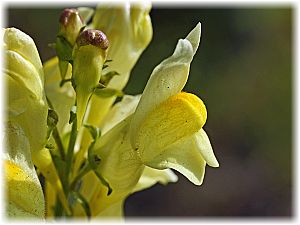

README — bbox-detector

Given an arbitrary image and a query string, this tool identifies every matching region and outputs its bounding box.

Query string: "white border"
[0,1,298,225]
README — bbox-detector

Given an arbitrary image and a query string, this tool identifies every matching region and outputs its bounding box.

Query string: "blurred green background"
[7,4,292,217]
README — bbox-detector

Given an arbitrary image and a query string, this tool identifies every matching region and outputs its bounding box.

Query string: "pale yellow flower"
[3,28,69,217]
[85,23,218,216]
[3,27,47,218]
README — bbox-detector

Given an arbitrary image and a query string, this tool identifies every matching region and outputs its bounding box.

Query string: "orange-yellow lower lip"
[136,91,207,155]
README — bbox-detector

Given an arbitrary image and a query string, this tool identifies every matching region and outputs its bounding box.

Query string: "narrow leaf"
[69,106,77,124]
[94,87,123,98]
[47,109,59,139]
[70,191,91,219]
[84,124,101,141]
[58,60,70,80]
[100,71,120,86]
[55,36,73,61]
[87,142,112,195]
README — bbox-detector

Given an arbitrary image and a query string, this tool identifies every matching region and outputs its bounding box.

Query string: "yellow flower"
[73,94,178,217]
[3,27,47,218]
[86,22,218,216]
[130,23,219,184]
[3,28,69,218]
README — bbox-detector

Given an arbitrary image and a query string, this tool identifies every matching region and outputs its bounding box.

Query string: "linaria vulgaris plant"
[3,2,219,220]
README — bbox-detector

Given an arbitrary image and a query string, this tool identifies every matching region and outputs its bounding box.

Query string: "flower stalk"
[65,112,78,191]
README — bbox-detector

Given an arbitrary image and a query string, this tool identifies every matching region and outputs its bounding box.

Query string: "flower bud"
[58,8,84,46]
[76,29,109,50]
[72,29,109,128]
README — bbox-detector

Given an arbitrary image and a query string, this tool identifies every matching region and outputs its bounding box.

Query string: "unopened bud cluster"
[58,8,109,51]
[59,8,110,128]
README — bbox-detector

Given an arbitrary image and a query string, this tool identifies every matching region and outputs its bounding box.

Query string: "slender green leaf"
[84,124,101,141]
[56,36,73,61]
[70,191,91,219]
[47,109,59,139]
[87,142,112,195]
[100,71,120,86]
[69,106,77,124]
[94,87,123,98]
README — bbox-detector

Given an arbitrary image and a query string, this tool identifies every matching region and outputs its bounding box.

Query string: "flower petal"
[92,116,143,192]
[94,200,124,219]
[132,167,178,193]
[3,27,44,81]
[92,2,152,87]
[88,116,144,215]
[145,134,207,185]
[185,22,201,55]
[4,28,48,154]
[130,23,201,149]
[135,92,207,163]
[102,95,141,134]
[195,129,219,167]
[86,2,153,128]
[4,122,45,218]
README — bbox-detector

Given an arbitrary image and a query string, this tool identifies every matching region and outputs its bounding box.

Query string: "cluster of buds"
[57,8,110,128]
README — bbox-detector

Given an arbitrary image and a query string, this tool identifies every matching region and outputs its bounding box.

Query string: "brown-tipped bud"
[58,8,84,45]
[59,8,84,27]
[76,29,109,50]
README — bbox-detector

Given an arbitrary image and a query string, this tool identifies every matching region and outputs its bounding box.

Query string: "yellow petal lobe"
[5,160,45,218]
[136,92,207,162]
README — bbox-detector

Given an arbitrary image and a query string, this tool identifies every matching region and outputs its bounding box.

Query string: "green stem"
[52,127,66,161]
[65,117,78,191]
[70,163,92,191]
[53,196,63,218]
